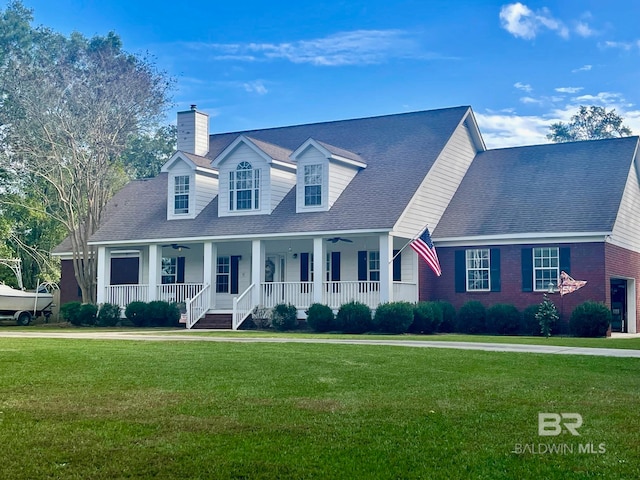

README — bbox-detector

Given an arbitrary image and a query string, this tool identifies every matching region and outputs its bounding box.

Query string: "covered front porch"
[96,233,419,329]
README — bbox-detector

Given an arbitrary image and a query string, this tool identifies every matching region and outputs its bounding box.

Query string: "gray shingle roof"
[433,136,640,239]
[85,107,471,244]
[181,152,213,170]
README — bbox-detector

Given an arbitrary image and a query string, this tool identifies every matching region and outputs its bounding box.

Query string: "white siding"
[177,110,209,156]
[394,119,478,237]
[193,172,218,216]
[611,154,640,253]
[270,166,296,211]
[218,144,271,217]
[328,161,358,208]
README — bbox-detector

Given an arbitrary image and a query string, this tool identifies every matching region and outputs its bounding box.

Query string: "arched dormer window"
[229,161,260,211]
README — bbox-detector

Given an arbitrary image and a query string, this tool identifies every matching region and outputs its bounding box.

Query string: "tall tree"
[0,2,171,303]
[121,124,177,179]
[547,105,633,143]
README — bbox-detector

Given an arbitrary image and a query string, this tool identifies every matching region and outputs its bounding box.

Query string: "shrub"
[487,303,521,335]
[97,303,121,327]
[536,294,559,338]
[145,301,181,327]
[306,303,335,332]
[436,300,456,333]
[78,303,98,326]
[522,305,542,336]
[125,301,148,327]
[337,301,373,334]
[251,305,272,329]
[271,303,298,331]
[374,301,414,334]
[410,302,442,334]
[60,301,82,326]
[456,301,487,334]
[570,301,611,337]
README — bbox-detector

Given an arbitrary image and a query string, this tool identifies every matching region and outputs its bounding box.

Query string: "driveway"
[1,330,639,358]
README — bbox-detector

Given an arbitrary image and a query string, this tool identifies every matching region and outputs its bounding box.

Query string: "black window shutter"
[559,247,570,274]
[522,248,533,292]
[300,253,309,282]
[357,251,368,281]
[230,255,240,294]
[331,252,341,281]
[455,250,466,293]
[490,248,501,292]
[177,257,185,284]
[393,250,401,282]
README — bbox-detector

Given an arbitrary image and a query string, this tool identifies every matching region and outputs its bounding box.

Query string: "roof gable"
[291,138,366,168]
[211,135,294,169]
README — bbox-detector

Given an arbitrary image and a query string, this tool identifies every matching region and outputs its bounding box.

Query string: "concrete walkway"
[1,330,639,358]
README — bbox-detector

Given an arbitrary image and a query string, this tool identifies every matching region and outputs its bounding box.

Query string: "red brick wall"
[605,243,640,332]
[59,260,82,305]
[420,242,608,328]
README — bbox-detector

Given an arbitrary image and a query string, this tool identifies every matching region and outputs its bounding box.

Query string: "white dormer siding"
[213,136,296,217]
[292,140,364,213]
[177,106,210,157]
[163,155,219,220]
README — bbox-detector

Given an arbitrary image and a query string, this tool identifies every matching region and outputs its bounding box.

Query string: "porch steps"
[191,313,232,329]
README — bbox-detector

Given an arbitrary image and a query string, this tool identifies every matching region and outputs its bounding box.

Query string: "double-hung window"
[216,256,230,293]
[174,175,190,214]
[368,251,380,281]
[161,257,177,284]
[304,164,322,206]
[466,249,490,291]
[229,162,260,211]
[533,247,559,291]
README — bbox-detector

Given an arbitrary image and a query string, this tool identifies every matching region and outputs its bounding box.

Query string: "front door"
[610,279,627,333]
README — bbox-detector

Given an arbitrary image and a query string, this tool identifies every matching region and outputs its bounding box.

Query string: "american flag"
[558,271,586,296]
[410,227,442,277]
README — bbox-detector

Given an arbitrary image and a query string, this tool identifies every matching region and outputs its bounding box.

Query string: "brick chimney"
[177,104,210,156]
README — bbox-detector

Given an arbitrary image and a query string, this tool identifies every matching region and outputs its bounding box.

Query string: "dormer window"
[174,175,190,214]
[304,164,323,206]
[229,161,260,211]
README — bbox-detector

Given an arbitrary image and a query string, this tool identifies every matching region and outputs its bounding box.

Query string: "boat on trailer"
[0,259,57,325]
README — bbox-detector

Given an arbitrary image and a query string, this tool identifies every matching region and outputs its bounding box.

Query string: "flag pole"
[389,224,430,263]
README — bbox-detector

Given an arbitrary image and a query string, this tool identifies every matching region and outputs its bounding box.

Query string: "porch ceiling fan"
[162,243,191,251]
[326,237,353,243]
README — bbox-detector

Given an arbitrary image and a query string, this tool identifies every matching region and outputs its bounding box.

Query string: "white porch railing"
[106,284,149,308]
[260,282,314,309]
[186,284,211,329]
[322,281,381,309]
[233,283,255,330]
[157,283,206,304]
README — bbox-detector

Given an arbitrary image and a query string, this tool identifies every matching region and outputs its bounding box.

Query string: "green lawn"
[1,338,638,479]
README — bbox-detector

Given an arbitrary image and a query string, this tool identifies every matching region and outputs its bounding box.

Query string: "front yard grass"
[1,338,638,479]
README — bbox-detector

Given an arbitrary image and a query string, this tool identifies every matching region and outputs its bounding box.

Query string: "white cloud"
[243,80,268,95]
[499,3,569,40]
[514,82,532,92]
[572,64,592,73]
[183,30,438,66]
[575,21,595,37]
[475,111,552,148]
[555,87,583,94]
[600,40,640,51]
[520,96,542,104]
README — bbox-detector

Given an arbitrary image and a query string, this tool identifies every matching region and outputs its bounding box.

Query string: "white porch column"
[96,246,107,304]
[203,242,216,307]
[313,237,324,304]
[379,233,393,304]
[251,239,263,306]
[148,244,160,301]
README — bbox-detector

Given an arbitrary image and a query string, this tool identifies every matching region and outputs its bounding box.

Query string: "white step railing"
[232,283,255,330]
[186,283,211,329]
[260,282,313,309]
[322,281,381,309]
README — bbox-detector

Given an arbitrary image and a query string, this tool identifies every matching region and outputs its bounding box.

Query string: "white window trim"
[303,164,323,207]
[173,175,190,215]
[216,256,230,293]
[533,247,559,292]
[162,257,177,285]
[466,249,490,292]
[368,251,380,281]
[229,162,260,212]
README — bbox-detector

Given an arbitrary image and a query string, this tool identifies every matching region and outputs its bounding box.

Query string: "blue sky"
[5,0,640,148]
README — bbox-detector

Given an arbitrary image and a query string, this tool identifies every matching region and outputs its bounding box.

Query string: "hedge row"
[60,301,182,327]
